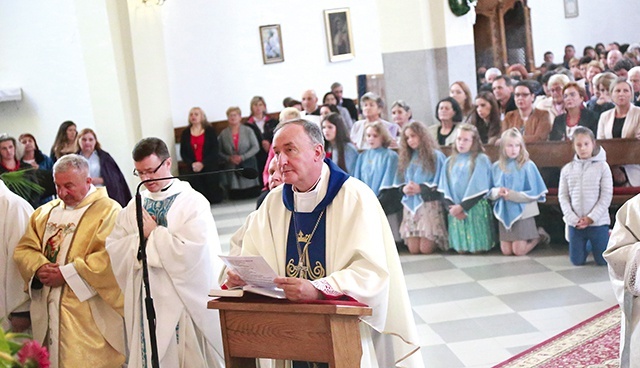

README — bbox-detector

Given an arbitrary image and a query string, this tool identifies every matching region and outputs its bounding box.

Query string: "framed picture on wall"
[324,8,355,62]
[259,24,284,64]
[564,0,579,18]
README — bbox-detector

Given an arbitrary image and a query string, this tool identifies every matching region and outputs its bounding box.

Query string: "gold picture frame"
[259,24,284,64]
[324,8,355,62]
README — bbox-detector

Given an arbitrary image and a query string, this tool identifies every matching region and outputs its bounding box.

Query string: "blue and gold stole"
[283,160,349,368]
[282,159,349,281]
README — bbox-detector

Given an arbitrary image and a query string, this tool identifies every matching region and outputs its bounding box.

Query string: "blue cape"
[394,150,445,213]
[491,159,547,229]
[438,152,492,204]
[354,147,398,196]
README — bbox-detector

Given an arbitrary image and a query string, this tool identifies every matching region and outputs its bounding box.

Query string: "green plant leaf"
[0,169,45,198]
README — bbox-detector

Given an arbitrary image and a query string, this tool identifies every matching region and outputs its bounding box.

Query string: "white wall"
[0,0,94,151]
[529,0,640,66]
[161,0,384,124]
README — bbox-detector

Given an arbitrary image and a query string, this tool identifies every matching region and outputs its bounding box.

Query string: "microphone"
[133,165,258,368]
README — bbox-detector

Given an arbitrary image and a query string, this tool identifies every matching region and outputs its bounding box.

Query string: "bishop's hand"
[274,277,322,301]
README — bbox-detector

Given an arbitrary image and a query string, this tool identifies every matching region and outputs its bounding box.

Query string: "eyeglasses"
[133,158,168,177]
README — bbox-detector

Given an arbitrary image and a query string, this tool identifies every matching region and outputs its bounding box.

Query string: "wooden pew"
[442,138,640,206]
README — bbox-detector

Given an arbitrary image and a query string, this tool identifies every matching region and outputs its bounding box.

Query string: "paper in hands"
[213,255,286,299]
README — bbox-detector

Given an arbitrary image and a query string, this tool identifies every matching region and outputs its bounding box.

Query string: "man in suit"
[331,82,358,121]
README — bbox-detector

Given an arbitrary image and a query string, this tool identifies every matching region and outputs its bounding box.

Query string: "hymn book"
[209,255,286,299]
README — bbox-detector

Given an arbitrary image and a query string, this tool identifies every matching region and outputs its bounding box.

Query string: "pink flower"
[16,340,50,368]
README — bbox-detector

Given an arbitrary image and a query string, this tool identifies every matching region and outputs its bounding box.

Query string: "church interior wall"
[1,0,639,178]
[529,0,640,65]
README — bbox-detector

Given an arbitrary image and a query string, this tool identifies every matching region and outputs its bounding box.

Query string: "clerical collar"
[293,173,324,213]
[161,180,174,192]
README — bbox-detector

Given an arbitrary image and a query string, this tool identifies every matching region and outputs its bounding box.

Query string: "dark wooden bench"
[443,138,640,206]
[173,112,280,173]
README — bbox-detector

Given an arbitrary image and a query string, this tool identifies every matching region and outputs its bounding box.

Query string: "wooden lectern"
[208,295,372,367]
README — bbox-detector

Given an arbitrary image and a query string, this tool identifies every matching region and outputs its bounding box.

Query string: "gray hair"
[0,134,16,147]
[628,66,640,78]
[611,76,634,95]
[360,92,384,109]
[330,82,342,90]
[548,73,571,88]
[485,67,502,80]
[274,119,324,147]
[53,154,89,175]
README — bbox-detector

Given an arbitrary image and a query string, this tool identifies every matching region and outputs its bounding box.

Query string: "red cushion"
[613,186,640,195]
[545,187,640,196]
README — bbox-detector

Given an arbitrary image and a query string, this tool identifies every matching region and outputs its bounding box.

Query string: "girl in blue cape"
[395,122,449,254]
[354,121,398,196]
[490,128,548,256]
[438,123,496,253]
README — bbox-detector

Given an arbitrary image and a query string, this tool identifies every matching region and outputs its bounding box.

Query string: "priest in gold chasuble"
[13,155,125,368]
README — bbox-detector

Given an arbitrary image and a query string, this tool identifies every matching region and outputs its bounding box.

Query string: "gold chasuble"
[14,187,125,368]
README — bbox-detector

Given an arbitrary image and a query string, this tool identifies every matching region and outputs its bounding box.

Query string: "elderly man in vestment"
[1,179,33,332]
[224,119,423,367]
[604,194,640,367]
[106,138,224,368]
[13,154,125,368]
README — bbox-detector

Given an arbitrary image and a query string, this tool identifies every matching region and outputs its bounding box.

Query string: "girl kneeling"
[490,128,548,256]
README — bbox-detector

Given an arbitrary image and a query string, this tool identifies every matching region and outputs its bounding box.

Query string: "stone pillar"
[376,0,477,125]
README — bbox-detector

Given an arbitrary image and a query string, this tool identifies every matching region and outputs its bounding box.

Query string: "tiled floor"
[211,199,618,368]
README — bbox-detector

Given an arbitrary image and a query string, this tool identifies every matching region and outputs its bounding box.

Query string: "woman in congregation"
[490,129,547,256]
[449,81,474,119]
[179,107,223,204]
[50,120,78,162]
[350,92,398,149]
[245,96,278,186]
[19,133,53,172]
[218,106,261,199]
[77,128,131,207]
[428,97,463,146]
[502,81,551,143]
[467,91,501,145]
[586,72,616,118]
[19,133,55,205]
[596,77,640,186]
[549,83,599,141]
[395,121,448,254]
[438,124,496,253]
[323,92,353,130]
[321,112,358,175]
[354,121,398,196]
[390,100,413,132]
[559,127,612,266]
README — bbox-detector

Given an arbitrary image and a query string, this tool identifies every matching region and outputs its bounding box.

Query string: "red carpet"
[494,305,621,368]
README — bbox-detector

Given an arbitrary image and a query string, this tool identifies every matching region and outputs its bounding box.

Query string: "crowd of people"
[0,121,130,208]
[2,39,640,367]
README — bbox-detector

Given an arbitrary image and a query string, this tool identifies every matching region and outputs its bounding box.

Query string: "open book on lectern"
[209,255,286,299]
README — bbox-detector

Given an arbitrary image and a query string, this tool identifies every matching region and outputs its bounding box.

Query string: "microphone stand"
[135,167,257,368]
